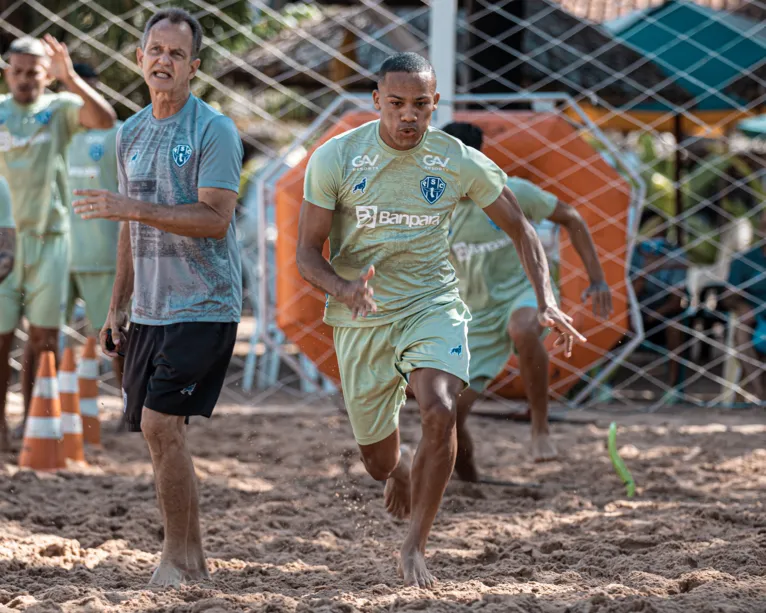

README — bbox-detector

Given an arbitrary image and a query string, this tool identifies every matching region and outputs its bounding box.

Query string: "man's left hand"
[42,34,75,84]
[73,190,138,222]
[538,305,587,359]
[582,280,613,320]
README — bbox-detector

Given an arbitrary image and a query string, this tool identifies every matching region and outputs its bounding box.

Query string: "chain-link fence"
[2,0,766,413]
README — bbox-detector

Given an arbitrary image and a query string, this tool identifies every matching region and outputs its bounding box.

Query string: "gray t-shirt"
[117,95,243,325]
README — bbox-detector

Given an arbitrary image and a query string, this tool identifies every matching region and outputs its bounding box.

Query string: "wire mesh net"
[2,0,766,412]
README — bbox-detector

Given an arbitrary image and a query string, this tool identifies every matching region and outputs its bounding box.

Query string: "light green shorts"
[67,271,116,332]
[0,233,70,333]
[333,300,471,446]
[467,285,554,392]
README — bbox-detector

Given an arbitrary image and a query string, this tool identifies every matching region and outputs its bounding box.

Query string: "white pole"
[429,0,456,127]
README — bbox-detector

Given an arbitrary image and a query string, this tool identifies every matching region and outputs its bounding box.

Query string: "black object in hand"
[105,328,126,357]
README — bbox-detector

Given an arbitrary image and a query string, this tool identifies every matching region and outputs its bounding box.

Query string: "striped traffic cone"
[18,351,65,471]
[78,337,101,447]
[59,348,85,464]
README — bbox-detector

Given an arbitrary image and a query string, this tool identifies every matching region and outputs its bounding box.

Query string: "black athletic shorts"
[122,322,238,432]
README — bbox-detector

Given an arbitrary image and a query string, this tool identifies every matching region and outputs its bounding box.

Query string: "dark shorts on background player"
[122,321,238,432]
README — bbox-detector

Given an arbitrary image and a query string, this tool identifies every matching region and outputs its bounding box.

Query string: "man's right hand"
[338,266,377,320]
[100,309,129,358]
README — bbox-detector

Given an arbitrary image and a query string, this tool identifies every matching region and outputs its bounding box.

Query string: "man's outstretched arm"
[483,186,586,354]
[547,201,612,319]
[296,201,376,320]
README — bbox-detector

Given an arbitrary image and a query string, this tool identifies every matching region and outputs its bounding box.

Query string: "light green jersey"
[304,120,507,327]
[0,176,13,228]
[449,177,557,313]
[0,93,83,235]
[67,122,121,272]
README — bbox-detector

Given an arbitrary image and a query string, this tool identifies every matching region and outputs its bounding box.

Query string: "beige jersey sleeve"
[459,144,508,209]
[506,177,558,223]
[304,139,343,210]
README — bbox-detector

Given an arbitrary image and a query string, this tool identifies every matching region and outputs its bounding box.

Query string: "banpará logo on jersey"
[351,154,379,171]
[423,155,449,170]
[356,205,440,230]
[172,144,193,168]
[420,176,446,204]
[35,109,52,125]
[352,177,367,194]
[89,143,104,162]
[452,237,513,262]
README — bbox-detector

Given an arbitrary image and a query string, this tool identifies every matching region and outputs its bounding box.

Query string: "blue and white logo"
[420,176,446,204]
[172,144,193,168]
[450,344,463,357]
[35,109,52,125]
[89,143,104,162]
[180,383,197,396]
[352,177,367,194]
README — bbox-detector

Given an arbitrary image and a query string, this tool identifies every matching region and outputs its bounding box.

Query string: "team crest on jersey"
[352,177,367,194]
[420,176,446,204]
[172,144,193,168]
[35,109,52,125]
[89,143,104,162]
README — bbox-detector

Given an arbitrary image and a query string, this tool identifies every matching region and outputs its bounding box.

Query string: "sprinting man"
[0,177,15,285]
[73,8,243,587]
[0,35,116,449]
[296,52,585,588]
[441,122,612,476]
[64,62,124,390]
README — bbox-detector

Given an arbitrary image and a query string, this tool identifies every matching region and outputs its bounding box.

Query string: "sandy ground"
[1,396,765,612]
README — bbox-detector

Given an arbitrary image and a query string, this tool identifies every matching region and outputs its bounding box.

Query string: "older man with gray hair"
[0,34,115,450]
[74,8,243,587]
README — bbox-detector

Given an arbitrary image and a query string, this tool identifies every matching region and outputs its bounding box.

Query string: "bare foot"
[149,559,209,588]
[384,444,413,520]
[531,430,558,462]
[398,547,435,588]
[453,451,479,482]
[149,561,184,588]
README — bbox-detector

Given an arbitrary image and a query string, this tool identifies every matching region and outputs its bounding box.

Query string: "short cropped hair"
[441,121,484,151]
[142,8,203,58]
[377,52,435,84]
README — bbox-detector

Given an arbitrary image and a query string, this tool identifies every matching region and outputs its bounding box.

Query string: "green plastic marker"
[608,422,636,498]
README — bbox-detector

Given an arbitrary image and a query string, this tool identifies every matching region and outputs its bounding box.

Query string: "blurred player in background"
[64,62,124,391]
[297,52,584,588]
[0,35,116,450]
[442,121,611,474]
[74,8,243,587]
[0,177,15,286]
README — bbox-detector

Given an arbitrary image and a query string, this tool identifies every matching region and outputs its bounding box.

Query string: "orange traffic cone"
[78,337,101,447]
[19,351,65,471]
[60,348,85,464]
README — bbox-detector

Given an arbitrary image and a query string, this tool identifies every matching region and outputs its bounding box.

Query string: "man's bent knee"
[420,398,457,439]
[362,453,399,481]
[508,314,544,348]
[141,408,184,452]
